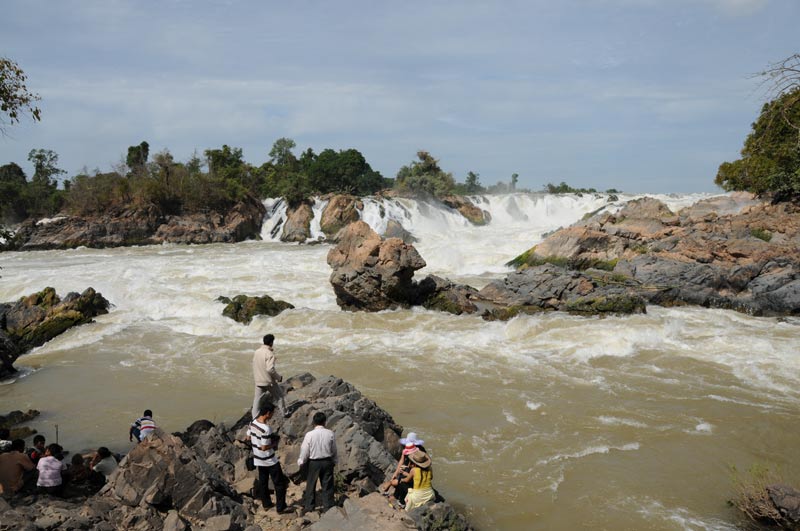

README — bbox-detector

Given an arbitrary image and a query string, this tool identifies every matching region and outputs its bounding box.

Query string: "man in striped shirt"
[129,410,157,442]
[247,402,289,513]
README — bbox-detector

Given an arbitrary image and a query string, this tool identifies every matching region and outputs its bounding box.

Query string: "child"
[67,453,90,484]
[27,435,46,465]
[36,443,66,496]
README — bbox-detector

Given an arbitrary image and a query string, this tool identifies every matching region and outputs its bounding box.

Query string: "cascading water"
[2,191,797,531]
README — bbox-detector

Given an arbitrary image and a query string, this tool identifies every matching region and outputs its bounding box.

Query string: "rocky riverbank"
[1,374,473,531]
[0,287,110,379]
[2,196,266,251]
[509,193,800,316]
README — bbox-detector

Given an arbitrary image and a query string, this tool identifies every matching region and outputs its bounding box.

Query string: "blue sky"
[1,0,797,193]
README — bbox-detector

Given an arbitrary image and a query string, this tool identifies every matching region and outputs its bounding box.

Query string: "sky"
[1,0,798,193]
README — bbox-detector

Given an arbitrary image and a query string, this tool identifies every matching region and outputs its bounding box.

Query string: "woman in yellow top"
[402,449,434,511]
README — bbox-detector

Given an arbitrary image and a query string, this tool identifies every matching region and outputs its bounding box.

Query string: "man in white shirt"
[89,447,118,477]
[247,402,289,513]
[297,411,337,513]
[252,334,285,419]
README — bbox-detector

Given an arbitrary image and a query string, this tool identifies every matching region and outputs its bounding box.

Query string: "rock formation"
[281,202,314,242]
[508,194,800,316]
[327,221,646,317]
[0,287,110,378]
[320,195,362,238]
[218,294,295,324]
[5,196,266,251]
[0,373,472,531]
[327,221,427,311]
[440,195,491,226]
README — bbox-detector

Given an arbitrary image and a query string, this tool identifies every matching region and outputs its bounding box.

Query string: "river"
[2,193,798,530]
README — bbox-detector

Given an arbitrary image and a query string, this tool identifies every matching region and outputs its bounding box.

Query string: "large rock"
[320,195,362,237]
[218,294,295,324]
[508,196,800,316]
[441,196,491,226]
[1,287,110,378]
[7,197,266,251]
[282,202,314,242]
[327,221,427,311]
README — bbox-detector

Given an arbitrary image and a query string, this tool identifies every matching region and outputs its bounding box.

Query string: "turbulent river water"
[2,193,799,530]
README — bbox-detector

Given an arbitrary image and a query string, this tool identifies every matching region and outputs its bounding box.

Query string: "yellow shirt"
[413,466,432,490]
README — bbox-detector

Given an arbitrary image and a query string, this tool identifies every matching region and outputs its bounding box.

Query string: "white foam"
[526,401,543,411]
[537,442,640,465]
[597,416,648,428]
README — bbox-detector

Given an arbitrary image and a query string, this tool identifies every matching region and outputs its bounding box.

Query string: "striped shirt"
[133,416,157,441]
[247,420,278,467]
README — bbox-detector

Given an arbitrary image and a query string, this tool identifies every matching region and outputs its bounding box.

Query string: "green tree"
[28,148,65,187]
[126,141,150,176]
[0,57,41,132]
[0,162,29,221]
[511,173,519,191]
[464,171,483,194]
[715,88,800,198]
[269,137,298,168]
[395,151,455,197]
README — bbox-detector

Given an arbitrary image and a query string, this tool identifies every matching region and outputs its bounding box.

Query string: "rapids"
[1,192,799,530]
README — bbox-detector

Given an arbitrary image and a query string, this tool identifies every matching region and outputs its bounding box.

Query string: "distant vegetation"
[543,181,621,194]
[716,53,800,201]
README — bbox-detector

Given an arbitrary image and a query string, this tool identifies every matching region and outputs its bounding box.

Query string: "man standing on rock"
[252,334,285,418]
[247,402,289,513]
[297,411,337,514]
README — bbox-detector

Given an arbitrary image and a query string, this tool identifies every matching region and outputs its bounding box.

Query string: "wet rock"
[418,275,480,315]
[767,484,800,526]
[320,195,362,237]
[1,287,110,378]
[327,221,426,311]
[408,502,474,531]
[282,202,314,242]
[8,198,265,251]
[382,220,417,243]
[441,195,491,226]
[0,409,40,439]
[218,294,295,324]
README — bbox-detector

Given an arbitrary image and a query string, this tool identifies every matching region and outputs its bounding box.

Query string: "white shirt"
[297,425,337,466]
[92,456,118,476]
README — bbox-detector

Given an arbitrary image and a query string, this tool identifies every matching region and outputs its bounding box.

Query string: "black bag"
[245,456,255,471]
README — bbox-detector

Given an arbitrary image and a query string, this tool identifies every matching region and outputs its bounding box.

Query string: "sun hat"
[399,432,424,447]
[407,449,431,469]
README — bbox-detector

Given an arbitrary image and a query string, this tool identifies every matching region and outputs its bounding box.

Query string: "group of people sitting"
[381,432,435,511]
[0,429,119,499]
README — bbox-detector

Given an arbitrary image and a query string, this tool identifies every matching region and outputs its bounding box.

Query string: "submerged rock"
[440,195,491,226]
[218,294,295,324]
[0,287,110,378]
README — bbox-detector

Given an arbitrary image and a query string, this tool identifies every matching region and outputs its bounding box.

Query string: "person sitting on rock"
[0,439,34,497]
[36,443,66,497]
[89,446,118,479]
[129,410,157,442]
[27,434,46,464]
[383,432,426,506]
[247,402,289,513]
[402,449,434,511]
[67,453,90,484]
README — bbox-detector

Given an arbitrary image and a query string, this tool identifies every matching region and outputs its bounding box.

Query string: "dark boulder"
[218,294,295,324]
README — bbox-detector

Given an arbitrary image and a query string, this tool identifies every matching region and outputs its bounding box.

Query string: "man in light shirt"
[297,411,337,514]
[252,334,285,418]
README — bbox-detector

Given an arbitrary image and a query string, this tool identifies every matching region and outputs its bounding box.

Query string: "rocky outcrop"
[327,221,644,318]
[5,196,266,251]
[281,202,314,242]
[441,195,491,226]
[0,374,473,531]
[383,220,417,243]
[327,221,427,311]
[218,294,295,324]
[0,287,110,378]
[320,195,362,238]
[479,265,646,319]
[0,409,40,439]
[508,195,800,316]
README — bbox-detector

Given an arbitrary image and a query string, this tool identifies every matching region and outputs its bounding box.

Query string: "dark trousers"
[257,463,288,511]
[303,457,335,511]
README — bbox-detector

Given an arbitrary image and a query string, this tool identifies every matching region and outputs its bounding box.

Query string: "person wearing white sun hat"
[382,431,427,506]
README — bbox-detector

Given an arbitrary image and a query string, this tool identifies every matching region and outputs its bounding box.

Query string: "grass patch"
[750,228,773,242]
